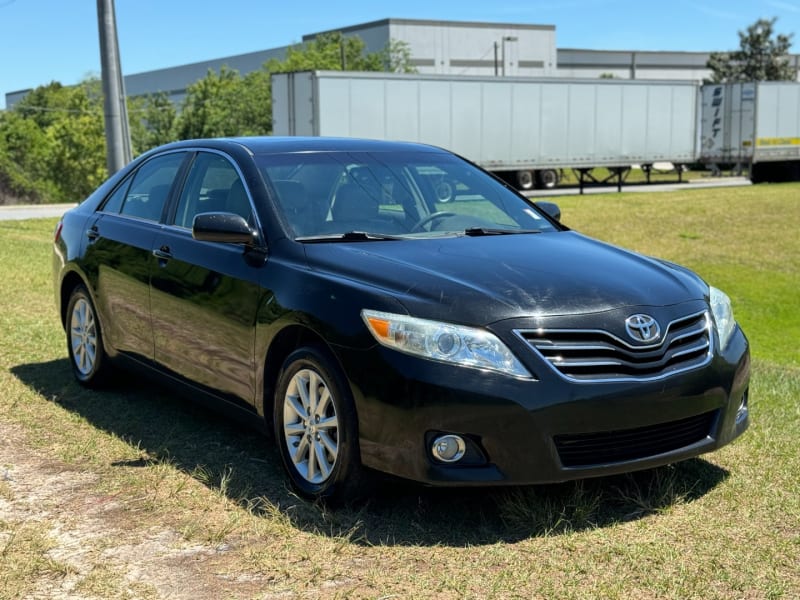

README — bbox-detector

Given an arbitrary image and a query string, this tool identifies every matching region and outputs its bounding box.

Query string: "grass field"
[0,183,798,599]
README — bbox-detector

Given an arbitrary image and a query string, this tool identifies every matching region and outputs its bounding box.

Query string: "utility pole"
[97,0,132,174]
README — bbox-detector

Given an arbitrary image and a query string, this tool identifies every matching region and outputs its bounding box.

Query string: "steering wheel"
[410,211,457,233]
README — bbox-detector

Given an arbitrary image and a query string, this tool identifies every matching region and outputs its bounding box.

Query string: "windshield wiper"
[297,231,406,243]
[463,227,543,236]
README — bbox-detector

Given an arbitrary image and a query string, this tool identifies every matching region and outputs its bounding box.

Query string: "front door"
[149,151,265,406]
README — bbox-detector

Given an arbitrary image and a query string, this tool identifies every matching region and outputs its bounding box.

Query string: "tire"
[516,170,535,190]
[65,285,111,387]
[273,346,364,503]
[535,169,560,189]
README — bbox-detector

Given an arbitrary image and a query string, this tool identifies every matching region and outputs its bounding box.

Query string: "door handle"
[86,226,99,241]
[152,245,172,260]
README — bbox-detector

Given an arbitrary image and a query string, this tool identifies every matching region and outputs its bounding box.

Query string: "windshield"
[255,150,559,240]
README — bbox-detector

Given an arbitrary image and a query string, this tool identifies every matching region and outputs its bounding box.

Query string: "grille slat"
[668,340,710,359]
[670,321,708,342]
[554,360,624,368]
[517,311,712,382]
[554,410,717,467]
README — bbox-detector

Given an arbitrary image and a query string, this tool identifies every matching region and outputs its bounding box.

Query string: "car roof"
[153,136,449,156]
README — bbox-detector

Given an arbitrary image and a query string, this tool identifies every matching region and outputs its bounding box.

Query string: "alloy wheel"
[70,297,97,376]
[282,368,339,484]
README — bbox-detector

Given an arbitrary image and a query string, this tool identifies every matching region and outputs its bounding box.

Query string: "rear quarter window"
[119,152,186,222]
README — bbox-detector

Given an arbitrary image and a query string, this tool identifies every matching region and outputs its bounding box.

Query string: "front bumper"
[337,324,750,486]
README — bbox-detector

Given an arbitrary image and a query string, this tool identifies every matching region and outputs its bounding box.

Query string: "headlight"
[709,286,736,350]
[361,309,532,379]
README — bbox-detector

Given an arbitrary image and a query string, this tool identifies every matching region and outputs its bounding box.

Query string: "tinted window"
[100,178,132,213]
[173,152,252,229]
[120,152,185,222]
[256,151,558,239]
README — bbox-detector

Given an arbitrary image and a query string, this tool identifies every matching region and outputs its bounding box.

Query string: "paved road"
[0,203,77,221]
[0,177,751,221]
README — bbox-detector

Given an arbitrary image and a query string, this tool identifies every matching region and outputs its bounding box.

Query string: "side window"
[100,178,132,213]
[173,152,252,229]
[120,152,185,222]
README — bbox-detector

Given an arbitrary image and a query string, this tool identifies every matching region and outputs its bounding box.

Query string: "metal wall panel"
[276,71,700,170]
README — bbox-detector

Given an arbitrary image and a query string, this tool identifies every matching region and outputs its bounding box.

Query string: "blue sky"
[2,0,800,108]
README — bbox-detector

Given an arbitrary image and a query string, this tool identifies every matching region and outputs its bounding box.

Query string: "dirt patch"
[0,420,269,599]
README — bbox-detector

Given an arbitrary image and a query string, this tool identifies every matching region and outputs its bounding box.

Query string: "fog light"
[736,389,749,422]
[431,434,466,463]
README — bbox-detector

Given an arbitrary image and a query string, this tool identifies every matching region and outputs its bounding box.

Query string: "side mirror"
[192,212,257,244]
[536,201,561,222]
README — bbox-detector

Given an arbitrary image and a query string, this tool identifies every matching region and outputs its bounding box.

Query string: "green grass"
[0,184,798,598]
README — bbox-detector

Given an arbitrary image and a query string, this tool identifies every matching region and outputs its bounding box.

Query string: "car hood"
[302,231,707,324]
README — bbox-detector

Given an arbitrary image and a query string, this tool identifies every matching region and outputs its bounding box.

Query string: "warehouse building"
[6,17,800,108]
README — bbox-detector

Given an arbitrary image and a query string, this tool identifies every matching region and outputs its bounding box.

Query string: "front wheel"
[66,285,111,387]
[274,346,363,503]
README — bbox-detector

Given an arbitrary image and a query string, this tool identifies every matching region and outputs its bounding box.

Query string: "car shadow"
[11,358,730,547]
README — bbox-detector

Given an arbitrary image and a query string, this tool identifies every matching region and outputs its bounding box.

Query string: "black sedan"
[53,137,750,501]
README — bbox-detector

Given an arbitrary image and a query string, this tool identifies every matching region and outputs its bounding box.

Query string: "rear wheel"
[516,170,534,190]
[66,285,111,387]
[535,169,560,189]
[274,346,363,502]
[435,179,455,203]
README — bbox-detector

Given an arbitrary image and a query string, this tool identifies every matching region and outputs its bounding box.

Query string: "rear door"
[82,151,187,361]
[150,151,265,406]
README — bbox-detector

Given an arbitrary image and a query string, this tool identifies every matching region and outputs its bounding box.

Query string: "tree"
[0,111,57,202]
[45,109,107,200]
[268,33,416,74]
[0,79,107,203]
[236,69,273,135]
[175,66,272,140]
[707,17,794,82]
[379,39,417,73]
[130,92,178,153]
[176,66,243,139]
[268,32,383,73]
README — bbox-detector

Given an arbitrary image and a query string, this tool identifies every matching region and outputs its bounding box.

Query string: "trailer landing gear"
[574,167,630,194]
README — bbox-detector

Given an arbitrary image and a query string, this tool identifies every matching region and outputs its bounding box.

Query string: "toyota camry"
[53,137,750,502]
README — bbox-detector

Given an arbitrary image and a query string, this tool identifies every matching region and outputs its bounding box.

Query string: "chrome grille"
[516,310,711,382]
[554,410,718,467]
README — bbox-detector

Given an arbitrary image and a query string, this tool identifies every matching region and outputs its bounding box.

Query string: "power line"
[9,105,100,115]
[9,103,175,116]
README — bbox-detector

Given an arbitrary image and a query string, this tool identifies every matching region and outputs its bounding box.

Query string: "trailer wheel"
[516,170,535,190]
[435,179,455,203]
[535,169,560,189]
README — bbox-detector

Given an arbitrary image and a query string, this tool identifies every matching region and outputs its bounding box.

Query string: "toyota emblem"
[625,314,661,342]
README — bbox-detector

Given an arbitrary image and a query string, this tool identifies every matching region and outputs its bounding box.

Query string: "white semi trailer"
[699,81,800,182]
[272,70,700,190]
